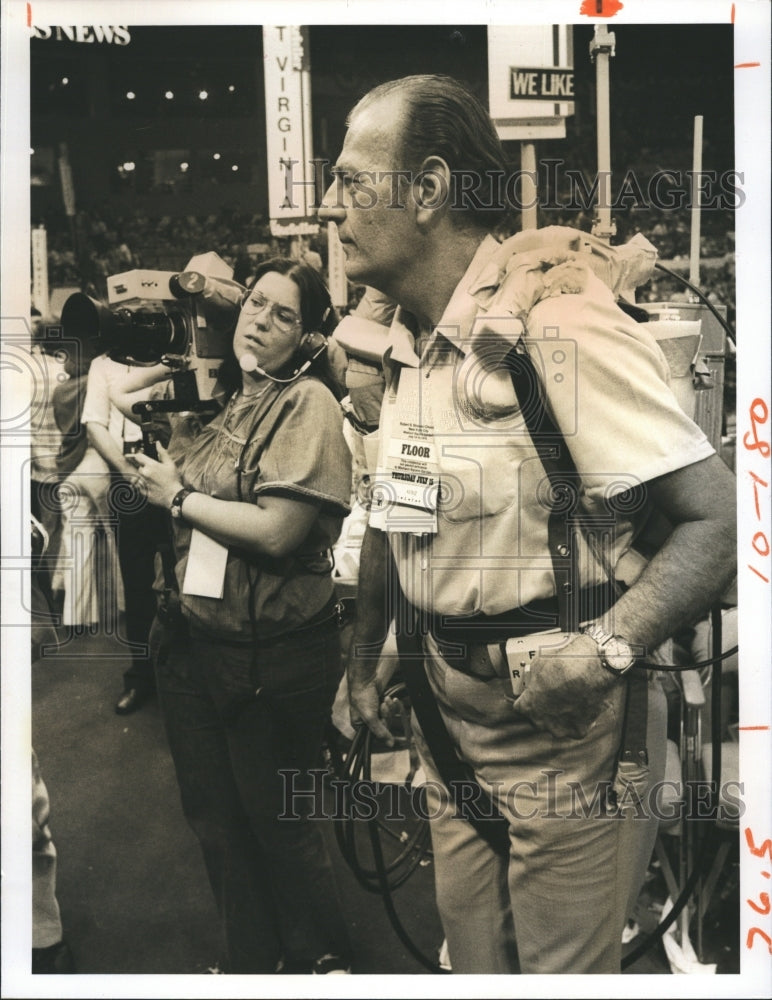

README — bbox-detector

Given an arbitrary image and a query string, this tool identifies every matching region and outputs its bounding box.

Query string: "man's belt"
[431,635,509,680]
[428,585,615,680]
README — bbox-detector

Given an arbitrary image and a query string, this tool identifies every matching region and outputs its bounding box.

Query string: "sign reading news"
[31,25,131,45]
[263,26,319,237]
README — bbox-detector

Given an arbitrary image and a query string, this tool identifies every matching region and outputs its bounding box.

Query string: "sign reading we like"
[509,67,575,99]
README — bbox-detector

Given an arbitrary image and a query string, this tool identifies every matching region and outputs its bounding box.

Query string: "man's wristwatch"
[581,622,637,676]
[170,486,197,522]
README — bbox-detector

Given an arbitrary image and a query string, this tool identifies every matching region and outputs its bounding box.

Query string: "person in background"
[81,349,169,714]
[28,312,68,612]
[31,516,75,975]
[49,321,120,629]
[130,258,353,975]
[31,750,75,975]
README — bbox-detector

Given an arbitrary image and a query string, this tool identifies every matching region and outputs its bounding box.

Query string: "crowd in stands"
[43,205,285,298]
[39,196,737,328]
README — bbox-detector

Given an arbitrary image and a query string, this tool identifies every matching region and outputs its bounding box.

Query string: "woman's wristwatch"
[580,622,638,676]
[170,486,198,522]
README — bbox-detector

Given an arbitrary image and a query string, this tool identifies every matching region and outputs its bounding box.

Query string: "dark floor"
[19,616,740,991]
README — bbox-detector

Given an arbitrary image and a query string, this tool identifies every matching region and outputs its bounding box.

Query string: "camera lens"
[110,305,189,362]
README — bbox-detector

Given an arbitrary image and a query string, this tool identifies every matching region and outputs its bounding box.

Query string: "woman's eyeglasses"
[242,291,301,330]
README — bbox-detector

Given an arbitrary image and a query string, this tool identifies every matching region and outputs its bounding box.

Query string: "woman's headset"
[296,329,328,364]
[237,286,329,383]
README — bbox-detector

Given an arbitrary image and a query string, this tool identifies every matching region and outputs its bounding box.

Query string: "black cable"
[359,726,435,890]
[361,725,449,975]
[622,822,723,969]
[333,727,390,892]
[708,601,726,946]
[653,262,737,346]
[334,734,390,894]
[634,643,738,673]
[331,699,446,972]
[581,532,738,674]
[335,621,735,972]
[623,602,729,968]
[335,645,736,971]
[710,605,724,812]
[334,718,432,892]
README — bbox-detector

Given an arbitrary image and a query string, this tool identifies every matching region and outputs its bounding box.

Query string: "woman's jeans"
[153,615,350,973]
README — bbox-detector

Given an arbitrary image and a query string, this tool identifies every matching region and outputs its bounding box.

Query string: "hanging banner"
[31,226,49,316]
[488,25,574,140]
[263,26,320,237]
[57,142,76,217]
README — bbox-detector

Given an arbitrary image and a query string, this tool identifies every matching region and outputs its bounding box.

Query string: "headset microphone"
[238,336,327,384]
[239,353,258,374]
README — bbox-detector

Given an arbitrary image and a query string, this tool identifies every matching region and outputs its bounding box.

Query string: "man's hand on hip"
[511,633,618,740]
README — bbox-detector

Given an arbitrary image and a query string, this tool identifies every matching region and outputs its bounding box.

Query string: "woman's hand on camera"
[130,442,184,509]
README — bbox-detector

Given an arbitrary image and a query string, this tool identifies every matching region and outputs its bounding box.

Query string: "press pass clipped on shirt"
[370,369,440,535]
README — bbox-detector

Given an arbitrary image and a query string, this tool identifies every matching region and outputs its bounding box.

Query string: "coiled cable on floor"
[335,724,431,893]
[333,682,446,973]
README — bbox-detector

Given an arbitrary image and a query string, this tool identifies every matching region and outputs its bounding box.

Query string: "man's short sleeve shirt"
[370,236,715,616]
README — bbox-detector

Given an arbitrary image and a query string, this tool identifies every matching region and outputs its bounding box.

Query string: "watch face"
[604,637,636,672]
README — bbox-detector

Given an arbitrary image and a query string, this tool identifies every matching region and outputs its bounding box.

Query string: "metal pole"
[520,141,538,230]
[589,26,616,244]
[689,115,704,288]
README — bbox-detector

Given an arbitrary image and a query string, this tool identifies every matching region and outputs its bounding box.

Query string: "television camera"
[61,252,246,458]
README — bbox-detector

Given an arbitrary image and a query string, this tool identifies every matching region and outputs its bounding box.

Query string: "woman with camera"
[131,258,353,975]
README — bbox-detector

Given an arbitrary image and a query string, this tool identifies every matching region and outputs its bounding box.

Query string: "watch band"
[581,622,637,676]
[582,621,614,648]
[170,486,197,522]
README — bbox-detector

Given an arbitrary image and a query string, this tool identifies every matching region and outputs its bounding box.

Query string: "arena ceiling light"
[213,153,221,160]
[198,90,208,100]
[126,91,136,100]
[165,90,174,100]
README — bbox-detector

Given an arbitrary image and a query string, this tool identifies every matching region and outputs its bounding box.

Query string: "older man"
[318,75,736,974]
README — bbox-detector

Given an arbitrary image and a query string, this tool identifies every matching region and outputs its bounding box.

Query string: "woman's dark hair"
[349,74,510,229]
[217,256,342,401]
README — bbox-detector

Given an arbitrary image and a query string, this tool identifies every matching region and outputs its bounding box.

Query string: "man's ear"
[413,156,452,227]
